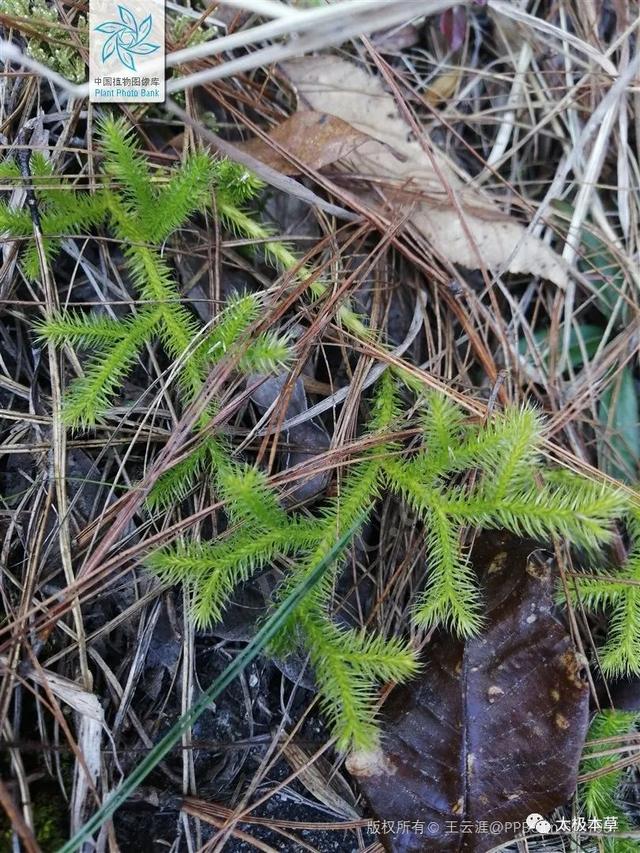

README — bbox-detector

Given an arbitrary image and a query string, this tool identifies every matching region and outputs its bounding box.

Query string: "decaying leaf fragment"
[347,532,589,852]
[238,110,368,175]
[282,57,568,288]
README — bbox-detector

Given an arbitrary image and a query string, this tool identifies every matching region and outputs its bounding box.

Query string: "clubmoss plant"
[149,377,625,747]
[569,513,640,678]
[0,118,305,516]
[580,709,639,852]
[0,152,107,279]
[0,0,87,82]
[1,117,361,405]
[171,13,217,47]
[0,118,292,423]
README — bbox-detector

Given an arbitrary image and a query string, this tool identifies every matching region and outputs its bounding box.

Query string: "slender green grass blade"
[59,520,361,853]
[518,324,604,373]
[599,365,640,482]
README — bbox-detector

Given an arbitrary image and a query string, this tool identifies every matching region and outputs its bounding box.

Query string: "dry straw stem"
[0,1,465,98]
[164,0,461,94]
[23,174,97,830]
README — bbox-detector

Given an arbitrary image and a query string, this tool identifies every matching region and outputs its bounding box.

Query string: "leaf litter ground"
[2,2,640,852]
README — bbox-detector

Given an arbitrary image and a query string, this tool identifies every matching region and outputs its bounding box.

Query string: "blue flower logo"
[94,5,160,72]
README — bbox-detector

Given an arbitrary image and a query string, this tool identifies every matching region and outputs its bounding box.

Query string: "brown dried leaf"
[237,110,368,175]
[283,57,568,288]
[423,69,462,106]
[347,533,589,852]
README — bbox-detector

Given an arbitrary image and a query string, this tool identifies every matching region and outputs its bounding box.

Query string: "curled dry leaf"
[423,68,462,107]
[347,532,589,852]
[238,110,368,175]
[282,57,568,288]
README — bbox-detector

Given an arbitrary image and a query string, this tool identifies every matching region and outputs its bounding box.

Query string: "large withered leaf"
[282,57,568,288]
[347,532,589,852]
